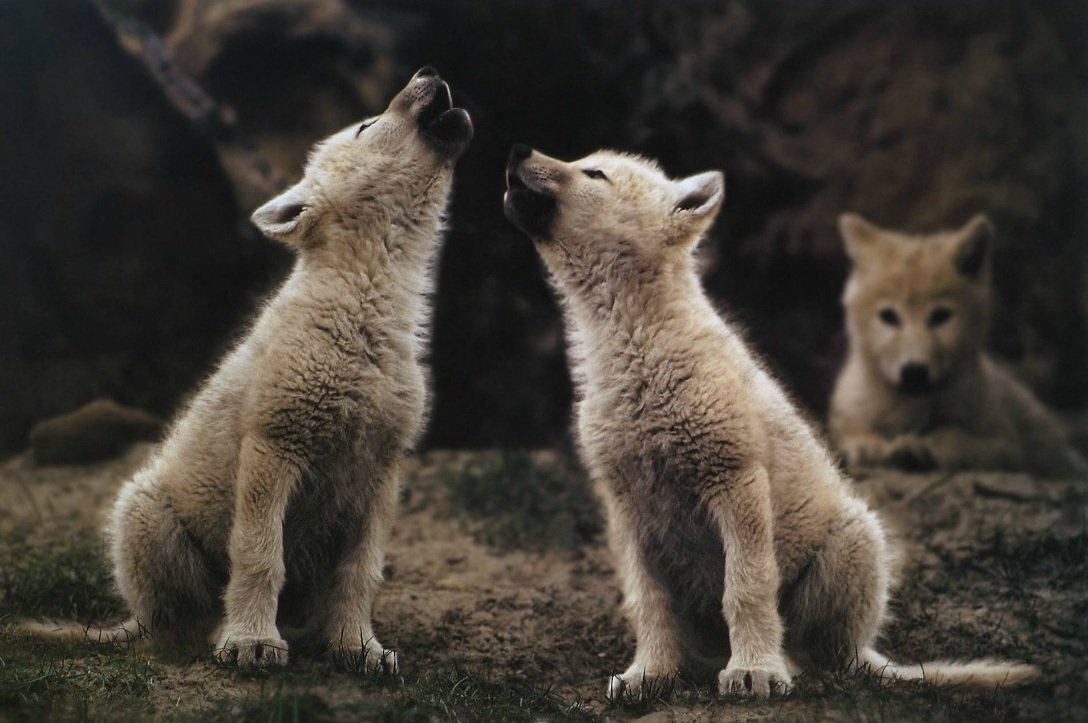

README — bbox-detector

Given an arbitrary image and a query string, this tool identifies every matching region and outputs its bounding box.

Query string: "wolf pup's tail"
[862,647,1039,687]
[14,617,146,644]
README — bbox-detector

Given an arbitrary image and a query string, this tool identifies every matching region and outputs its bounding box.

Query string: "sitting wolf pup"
[20,67,472,670]
[503,145,1038,698]
[831,213,1087,476]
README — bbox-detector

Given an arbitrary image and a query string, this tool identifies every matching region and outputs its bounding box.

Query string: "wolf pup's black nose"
[899,363,931,393]
[510,144,533,163]
[414,66,439,78]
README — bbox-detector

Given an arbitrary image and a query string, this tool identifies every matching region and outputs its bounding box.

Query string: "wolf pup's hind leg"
[779,505,889,671]
[109,477,223,650]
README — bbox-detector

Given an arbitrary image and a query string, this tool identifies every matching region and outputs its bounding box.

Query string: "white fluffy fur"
[505,148,1040,698]
[831,213,1086,477]
[17,69,470,672]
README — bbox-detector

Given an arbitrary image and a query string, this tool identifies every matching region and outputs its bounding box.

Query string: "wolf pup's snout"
[509,143,533,165]
[410,67,473,156]
[504,144,557,240]
[898,362,931,393]
[505,143,534,189]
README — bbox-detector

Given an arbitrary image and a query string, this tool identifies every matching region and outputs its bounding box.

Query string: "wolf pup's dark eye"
[582,169,608,181]
[355,119,376,138]
[878,308,900,327]
[928,306,953,327]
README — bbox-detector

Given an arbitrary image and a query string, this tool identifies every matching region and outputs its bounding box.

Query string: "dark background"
[1,0,1086,455]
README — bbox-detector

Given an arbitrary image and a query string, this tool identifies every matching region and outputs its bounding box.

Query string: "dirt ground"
[1,444,1085,721]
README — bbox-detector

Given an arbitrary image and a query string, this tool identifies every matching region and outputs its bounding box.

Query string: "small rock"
[29,399,163,465]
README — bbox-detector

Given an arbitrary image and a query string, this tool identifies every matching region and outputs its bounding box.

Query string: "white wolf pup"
[503,145,1038,698]
[21,67,472,670]
[830,213,1087,476]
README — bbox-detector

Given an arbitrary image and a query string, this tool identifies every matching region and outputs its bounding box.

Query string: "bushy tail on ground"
[863,647,1039,688]
[14,617,146,644]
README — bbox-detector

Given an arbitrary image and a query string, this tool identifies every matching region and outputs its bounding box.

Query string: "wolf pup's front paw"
[886,436,937,471]
[839,436,893,469]
[331,641,400,675]
[605,662,678,702]
[718,658,792,698]
[214,634,289,669]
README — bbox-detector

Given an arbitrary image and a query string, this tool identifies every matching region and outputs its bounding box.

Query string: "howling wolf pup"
[503,145,1038,698]
[20,67,472,670]
[831,213,1086,476]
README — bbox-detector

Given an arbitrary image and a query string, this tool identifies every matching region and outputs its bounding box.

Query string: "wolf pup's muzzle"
[504,144,558,240]
[412,67,473,157]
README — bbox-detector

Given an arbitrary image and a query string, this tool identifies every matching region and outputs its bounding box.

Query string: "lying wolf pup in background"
[504,145,1039,698]
[831,213,1086,477]
[20,67,473,670]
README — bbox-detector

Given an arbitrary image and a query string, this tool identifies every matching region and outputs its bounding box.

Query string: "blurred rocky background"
[2,0,1086,456]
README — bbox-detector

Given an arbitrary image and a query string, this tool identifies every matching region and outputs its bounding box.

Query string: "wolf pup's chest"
[606,452,726,613]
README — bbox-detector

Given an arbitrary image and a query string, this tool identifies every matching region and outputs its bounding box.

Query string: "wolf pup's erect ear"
[673,171,726,218]
[952,214,993,280]
[669,171,725,245]
[838,213,891,264]
[251,181,315,245]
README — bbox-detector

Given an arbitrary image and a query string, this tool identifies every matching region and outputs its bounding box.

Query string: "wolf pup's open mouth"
[417,79,473,155]
[504,145,557,239]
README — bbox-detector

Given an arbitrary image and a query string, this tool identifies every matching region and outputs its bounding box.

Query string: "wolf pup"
[20,68,472,671]
[830,213,1086,476]
[503,146,1038,698]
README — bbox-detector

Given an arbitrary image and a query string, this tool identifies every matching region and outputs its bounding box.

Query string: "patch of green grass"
[606,673,695,714]
[167,664,590,723]
[0,537,156,720]
[446,451,601,551]
[207,687,337,723]
[598,662,1038,723]
[0,635,160,719]
[383,665,592,722]
[0,534,124,621]
[963,529,1088,591]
